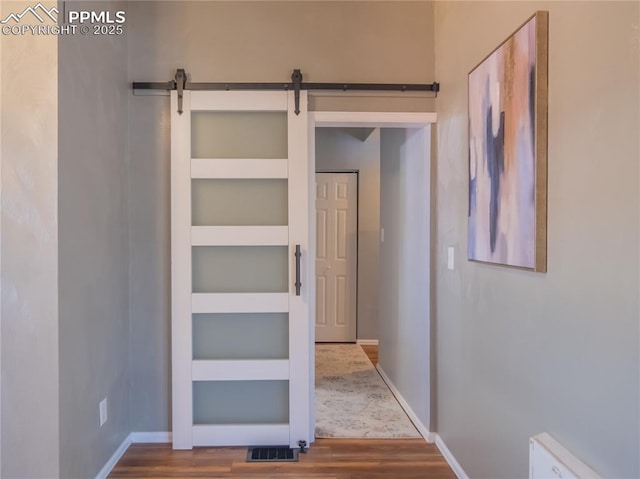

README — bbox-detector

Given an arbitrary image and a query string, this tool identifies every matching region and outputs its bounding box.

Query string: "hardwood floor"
[109,439,456,478]
[360,344,378,366]
[111,344,456,478]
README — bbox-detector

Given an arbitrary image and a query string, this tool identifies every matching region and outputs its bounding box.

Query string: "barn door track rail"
[132,68,440,115]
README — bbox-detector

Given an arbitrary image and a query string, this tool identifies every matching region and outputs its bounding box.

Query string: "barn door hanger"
[175,69,187,114]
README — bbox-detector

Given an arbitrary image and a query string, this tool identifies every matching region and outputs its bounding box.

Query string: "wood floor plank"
[360,344,378,366]
[109,439,455,478]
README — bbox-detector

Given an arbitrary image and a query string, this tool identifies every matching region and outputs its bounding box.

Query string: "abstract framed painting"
[468,11,548,272]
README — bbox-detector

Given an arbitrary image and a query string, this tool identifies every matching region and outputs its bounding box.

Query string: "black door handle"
[295,245,302,296]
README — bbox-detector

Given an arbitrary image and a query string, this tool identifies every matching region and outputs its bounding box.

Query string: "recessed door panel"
[336,209,348,260]
[317,181,328,199]
[316,209,327,259]
[316,277,327,326]
[336,182,348,200]
[335,276,347,326]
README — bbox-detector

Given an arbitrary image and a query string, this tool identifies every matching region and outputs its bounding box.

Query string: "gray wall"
[378,128,432,432]
[128,1,435,112]
[58,3,131,477]
[0,3,60,476]
[127,0,436,431]
[316,128,381,340]
[434,2,639,478]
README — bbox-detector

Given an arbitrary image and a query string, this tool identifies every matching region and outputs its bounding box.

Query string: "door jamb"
[307,111,438,441]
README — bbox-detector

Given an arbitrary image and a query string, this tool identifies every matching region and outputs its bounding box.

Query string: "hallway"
[315,344,420,438]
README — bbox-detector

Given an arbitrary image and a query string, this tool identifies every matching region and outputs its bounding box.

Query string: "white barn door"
[171,90,311,449]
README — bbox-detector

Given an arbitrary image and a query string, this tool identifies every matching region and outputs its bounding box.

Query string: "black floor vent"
[246,446,299,462]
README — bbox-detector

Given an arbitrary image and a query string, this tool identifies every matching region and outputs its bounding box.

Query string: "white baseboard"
[131,431,172,443]
[356,339,379,346]
[435,434,470,479]
[376,365,432,442]
[373,368,469,479]
[94,434,132,479]
[95,431,172,479]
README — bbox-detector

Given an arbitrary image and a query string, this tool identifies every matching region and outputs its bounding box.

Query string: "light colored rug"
[315,344,421,438]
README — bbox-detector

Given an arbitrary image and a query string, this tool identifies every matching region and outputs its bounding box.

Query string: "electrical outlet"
[99,398,108,427]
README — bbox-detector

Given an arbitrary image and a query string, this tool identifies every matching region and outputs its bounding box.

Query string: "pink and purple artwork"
[468,12,548,272]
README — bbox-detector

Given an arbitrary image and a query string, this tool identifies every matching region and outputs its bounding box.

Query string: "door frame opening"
[307,111,437,441]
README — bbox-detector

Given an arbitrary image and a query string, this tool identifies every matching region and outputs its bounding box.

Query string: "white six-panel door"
[171,90,311,449]
[315,172,357,342]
